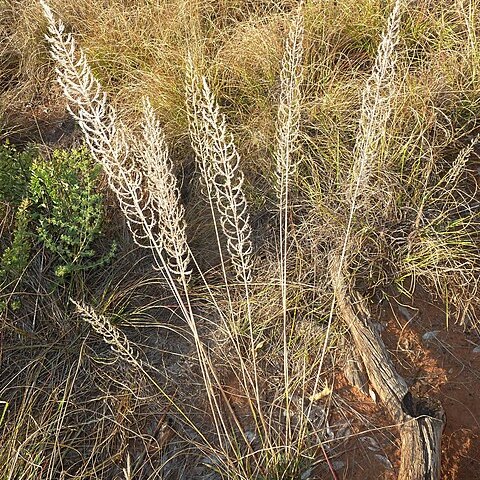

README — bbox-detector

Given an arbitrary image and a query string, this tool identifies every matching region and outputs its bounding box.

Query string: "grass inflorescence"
[1,0,480,478]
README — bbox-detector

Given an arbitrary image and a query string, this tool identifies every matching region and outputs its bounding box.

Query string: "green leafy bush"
[0,143,35,284]
[0,199,32,281]
[0,142,35,206]
[29,148,116,278]
[0,145,115,282]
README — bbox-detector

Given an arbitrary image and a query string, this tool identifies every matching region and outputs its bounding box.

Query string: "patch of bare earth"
[385,294,480,479]
[324,293,480,480]
[326,373,398,480]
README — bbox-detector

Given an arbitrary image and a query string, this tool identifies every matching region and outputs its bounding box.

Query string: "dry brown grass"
[1,0,480,478]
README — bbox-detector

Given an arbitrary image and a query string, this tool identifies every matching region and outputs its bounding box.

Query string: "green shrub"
[0,145,115,282]
[0,143,34,285]
[0,142,35,206]
[29,148,116,278]
[0,198,32,281]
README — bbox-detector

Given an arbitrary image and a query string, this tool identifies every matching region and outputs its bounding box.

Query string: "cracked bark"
[330,254,445,480]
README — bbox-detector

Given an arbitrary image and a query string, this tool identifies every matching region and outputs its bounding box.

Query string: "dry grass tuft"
[1,0,480,478]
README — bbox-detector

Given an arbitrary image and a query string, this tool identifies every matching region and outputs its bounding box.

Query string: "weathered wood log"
[341,338,370,396]
[330,255,445,480]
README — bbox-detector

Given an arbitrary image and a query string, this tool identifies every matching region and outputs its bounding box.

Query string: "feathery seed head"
[72,300,143,369]
[186,56,253,283]
[275,5,304,198]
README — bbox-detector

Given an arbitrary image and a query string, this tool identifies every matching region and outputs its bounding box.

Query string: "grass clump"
[1,0,480,478]
[38,2,319,478]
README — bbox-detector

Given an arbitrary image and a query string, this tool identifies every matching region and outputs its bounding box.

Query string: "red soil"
[323,294,480,479]
[386,295,480,479]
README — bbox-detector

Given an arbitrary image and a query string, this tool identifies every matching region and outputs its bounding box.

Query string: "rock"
[422,330,440,342]
[375,454,393,469]
[398,305,417,321]
[301,467,313,479]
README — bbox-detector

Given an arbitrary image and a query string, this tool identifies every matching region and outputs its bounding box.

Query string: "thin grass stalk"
[427,132,480,203]
[45,343,83,480]
[186,56,248,380]
[307,0,404,421]
[185,56,269,449]
[185,54,234,305]
[457,0,478,81]
[199,86,265,448]
[186,55,256,351]
[40,0,233,453]
[274,3,304,450]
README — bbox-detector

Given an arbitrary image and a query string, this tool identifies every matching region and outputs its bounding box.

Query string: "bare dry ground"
[319,292,480,479]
